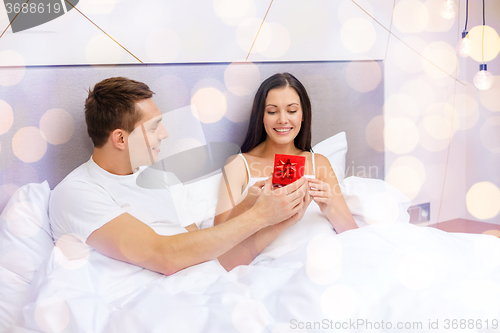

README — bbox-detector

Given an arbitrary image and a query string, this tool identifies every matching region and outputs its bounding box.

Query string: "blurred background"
[0,0,499,226]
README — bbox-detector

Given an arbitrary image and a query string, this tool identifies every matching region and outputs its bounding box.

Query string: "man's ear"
[110,129,127,150]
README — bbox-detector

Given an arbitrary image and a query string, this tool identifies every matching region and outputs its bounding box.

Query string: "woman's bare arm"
[213,155,310,271]
[308,153,358,233]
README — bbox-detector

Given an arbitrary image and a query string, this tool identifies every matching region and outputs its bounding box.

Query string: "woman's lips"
[274,127,292,135]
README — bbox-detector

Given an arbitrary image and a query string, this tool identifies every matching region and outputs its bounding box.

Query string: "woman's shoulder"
[311,152,331,166]
[224,153,246,168]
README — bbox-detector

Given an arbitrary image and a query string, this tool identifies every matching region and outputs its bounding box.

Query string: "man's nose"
[159,123,169,140]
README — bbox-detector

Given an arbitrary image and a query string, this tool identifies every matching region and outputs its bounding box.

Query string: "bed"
[1,62,500,332]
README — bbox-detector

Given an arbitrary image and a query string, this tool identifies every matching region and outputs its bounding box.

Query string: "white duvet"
[11,203,500,333]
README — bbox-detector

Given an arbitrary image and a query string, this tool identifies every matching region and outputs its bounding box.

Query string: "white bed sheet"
[9,202,500,333]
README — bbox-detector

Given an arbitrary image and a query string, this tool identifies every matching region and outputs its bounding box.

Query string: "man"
[49,77,309,275]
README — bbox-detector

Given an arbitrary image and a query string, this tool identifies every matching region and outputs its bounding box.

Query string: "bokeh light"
[400,79,435,114]
[224,62,261,96]
[236,18,272,54]
[418,120,449,152]
[213,0,256,26]
[397,251,435,290]
[55,234,91,269]
[346,59,381,92]
[479,76,500,112]
[394,36,426,73]
[340,18,376,54]
[34,298,70,333]
[480,117,500,154]
[0,99,14,135]
[12,127,47,163]
[423,103,458,140]
[145,29,182,63]
[306,233,343,285]
[338,0,374,25]
[86,35,125,64]
[393,0,429,33]
[448,93,479,130]
[466,182,500,220]
[365,115,384,153]
[6,201,43,238]
[483,230,500,238]
[191,87,227,123]
[232,299,269,333]
[424,0,455,32]
[362,192,401,225]
[261,22,291,59]
[386,156,426,200]
[321,285,357,320]
[384,118,419,154]
[39,108,75,145]
[0,50,26,86]
[0,250,34,286]
[384,93,420,122]
[467,25,500,63]
[421,42,458,79]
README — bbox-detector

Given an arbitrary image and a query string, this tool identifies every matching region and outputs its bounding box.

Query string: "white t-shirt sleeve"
[168,183,196,228]
[49,179,126,243]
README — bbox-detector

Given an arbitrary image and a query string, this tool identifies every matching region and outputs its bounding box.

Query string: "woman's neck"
[258,139,302,158]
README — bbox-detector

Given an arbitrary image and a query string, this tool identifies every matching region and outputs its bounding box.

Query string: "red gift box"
[272,154,306,186]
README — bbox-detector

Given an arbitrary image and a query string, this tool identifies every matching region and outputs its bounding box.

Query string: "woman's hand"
[307,178,338,216]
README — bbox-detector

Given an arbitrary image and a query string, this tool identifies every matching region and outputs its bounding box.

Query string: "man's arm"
[214,177,311,271]
[87,177,306,275]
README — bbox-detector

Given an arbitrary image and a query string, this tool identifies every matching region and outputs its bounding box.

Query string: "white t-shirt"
[49,157,193,243]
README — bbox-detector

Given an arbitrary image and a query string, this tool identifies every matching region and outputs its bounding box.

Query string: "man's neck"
[92,147,134,175]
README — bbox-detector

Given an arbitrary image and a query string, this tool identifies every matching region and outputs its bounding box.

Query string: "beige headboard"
[0,61,384,211]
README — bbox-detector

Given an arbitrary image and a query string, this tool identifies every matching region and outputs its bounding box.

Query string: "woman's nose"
[277,111,287,124]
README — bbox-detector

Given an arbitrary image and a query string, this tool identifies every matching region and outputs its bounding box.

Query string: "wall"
[0,0,499,224]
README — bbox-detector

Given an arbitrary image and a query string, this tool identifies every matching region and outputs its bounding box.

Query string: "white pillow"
[312,132,347,182]
[0,181,54,331]
[340,176,412,227]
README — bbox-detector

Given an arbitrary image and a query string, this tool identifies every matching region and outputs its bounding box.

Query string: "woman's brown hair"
[240,73,312,153]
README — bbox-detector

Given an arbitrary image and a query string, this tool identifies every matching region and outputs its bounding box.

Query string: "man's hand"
[272,181,312,232]
[251,176,308,228]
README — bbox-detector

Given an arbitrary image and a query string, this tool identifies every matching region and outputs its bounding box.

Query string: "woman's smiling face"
[263,86,303,146]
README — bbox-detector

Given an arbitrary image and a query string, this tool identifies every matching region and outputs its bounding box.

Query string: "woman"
[214,73,357,271]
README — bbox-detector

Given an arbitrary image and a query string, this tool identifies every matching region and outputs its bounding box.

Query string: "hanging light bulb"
[456,31,470,57]
[473,1,494,90]
[440,0,456,19]
[473,64,494,90]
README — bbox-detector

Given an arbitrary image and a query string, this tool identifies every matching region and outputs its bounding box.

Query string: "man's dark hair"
[85,77,154,147]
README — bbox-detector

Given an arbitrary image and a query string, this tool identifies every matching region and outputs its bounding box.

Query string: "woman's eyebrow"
[265,104,278,107]
[288,103,300,106]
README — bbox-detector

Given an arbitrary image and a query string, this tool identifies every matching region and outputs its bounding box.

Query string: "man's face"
[128,98,168,170]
